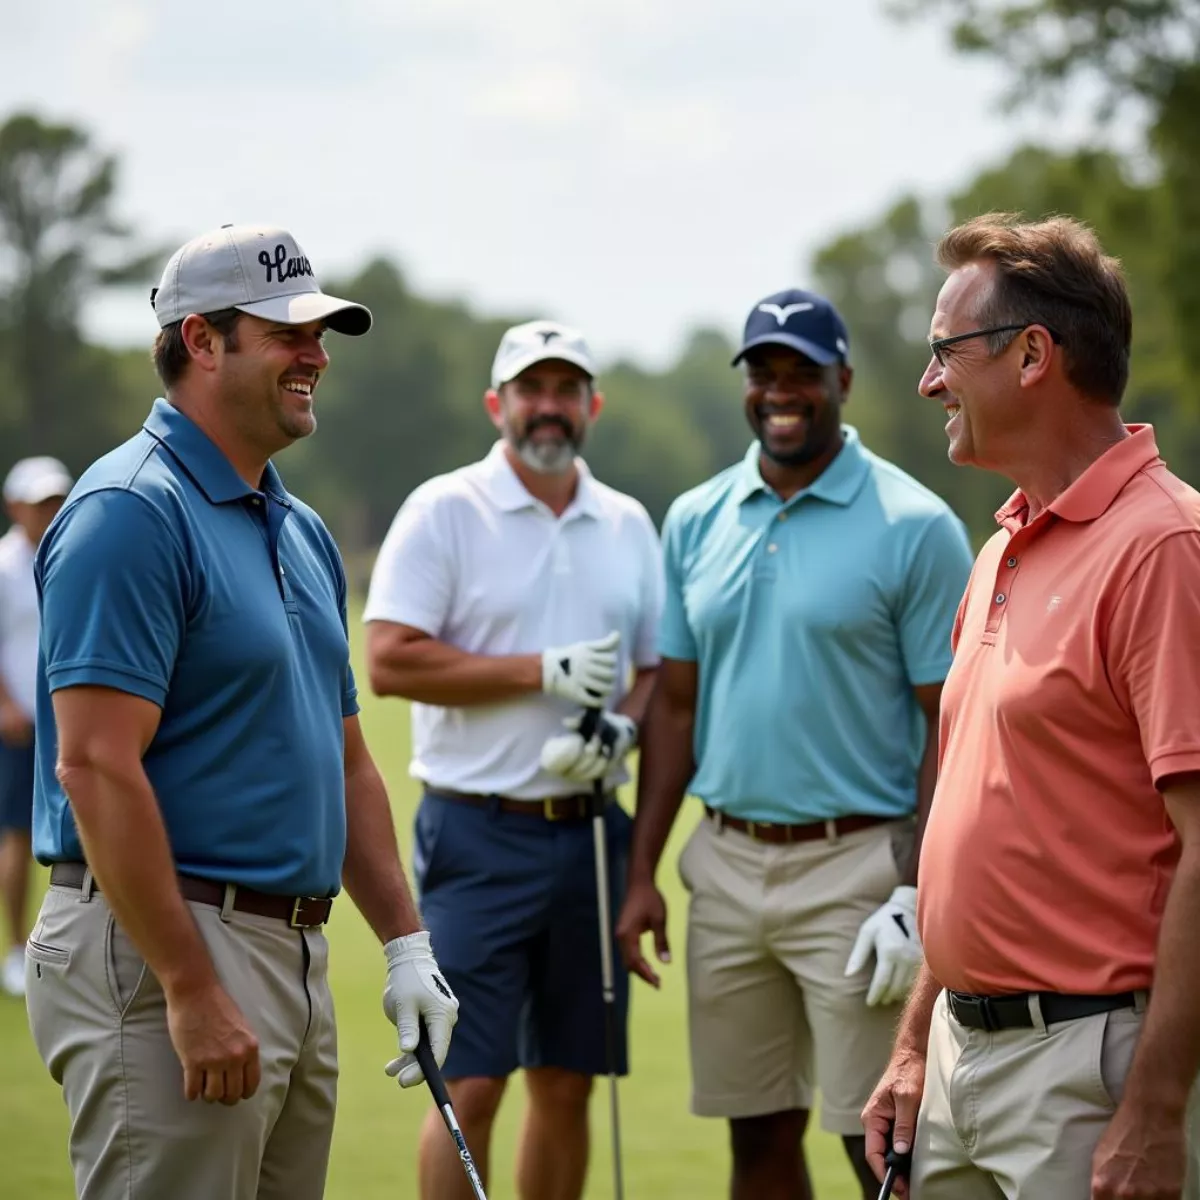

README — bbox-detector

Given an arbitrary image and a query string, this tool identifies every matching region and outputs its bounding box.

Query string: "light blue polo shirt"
[660,428,973,823]
[33,399,358,896]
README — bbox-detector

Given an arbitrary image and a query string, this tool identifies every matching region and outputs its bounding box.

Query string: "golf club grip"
[578,705,602,741]
[415,1017,451,1110]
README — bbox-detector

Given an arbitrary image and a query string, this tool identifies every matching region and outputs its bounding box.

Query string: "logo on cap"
[259,244,314,286]
[758,301,814,326]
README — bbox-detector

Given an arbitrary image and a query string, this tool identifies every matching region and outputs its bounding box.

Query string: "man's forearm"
[628,692,695,883]
[369,637,542,706]
[1121,849,1200,1113]
[57,760,217,998]
[342,760,422,945]
[616,668,657,728]
[894,963,941,1059]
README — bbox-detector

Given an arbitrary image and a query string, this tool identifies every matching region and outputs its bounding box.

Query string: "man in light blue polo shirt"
[23,224,459,1200]
[616,288,973,1200]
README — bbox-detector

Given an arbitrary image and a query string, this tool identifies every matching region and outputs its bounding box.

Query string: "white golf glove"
[540,711,639,783]
[381,931,460,1088]
[844,885,922,1007]
[542,631,620,708]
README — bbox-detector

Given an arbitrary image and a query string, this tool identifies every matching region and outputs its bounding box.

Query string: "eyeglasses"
[928,323,1062,367]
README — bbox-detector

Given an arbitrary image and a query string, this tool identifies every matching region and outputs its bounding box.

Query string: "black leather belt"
[947,989,1140,1031]
[48,861,333,929]
[428,788,611,822]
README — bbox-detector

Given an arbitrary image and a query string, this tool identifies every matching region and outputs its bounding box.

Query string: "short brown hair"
[151,308,243,387]
[936,213,1132,405]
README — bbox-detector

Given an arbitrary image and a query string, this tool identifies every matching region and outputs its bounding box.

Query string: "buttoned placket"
[981,514,1052,642]
[247,492,295,607]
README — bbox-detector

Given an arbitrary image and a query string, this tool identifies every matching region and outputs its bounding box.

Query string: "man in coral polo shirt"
[862,212,1200,1200]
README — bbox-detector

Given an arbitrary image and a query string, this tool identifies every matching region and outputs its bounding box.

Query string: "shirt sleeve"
[656,503,698,663]
[37,490,190,707]
[362,491,453,636]
[896,510,975,686]
[1107,531,1200,788]
[633,508,665,670]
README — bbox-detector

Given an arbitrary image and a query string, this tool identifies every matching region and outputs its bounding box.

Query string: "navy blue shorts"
[414,790,632,1081]
[0,740,35,833]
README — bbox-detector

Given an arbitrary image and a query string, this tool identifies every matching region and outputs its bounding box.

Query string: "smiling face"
[212,313,331,449]
[742,345,849,475]
[919,261,1037,471]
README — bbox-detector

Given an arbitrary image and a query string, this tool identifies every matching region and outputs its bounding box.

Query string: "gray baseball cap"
[490,320,596,388]
[151,224,372,336]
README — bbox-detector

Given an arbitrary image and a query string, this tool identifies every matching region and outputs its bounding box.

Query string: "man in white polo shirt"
[0,455,74,997]
[364,319,663,1200]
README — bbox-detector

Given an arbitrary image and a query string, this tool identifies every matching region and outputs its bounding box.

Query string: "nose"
[918,356,944,399]
[298,332,329,370]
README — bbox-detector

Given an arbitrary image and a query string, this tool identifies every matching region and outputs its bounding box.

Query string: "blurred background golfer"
[0,455,73,998]
[364,318,663,1200]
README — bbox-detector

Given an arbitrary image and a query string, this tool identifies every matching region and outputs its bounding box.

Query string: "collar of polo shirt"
[733,425,872,508]
[480,440,602,518]
[143,398,292,506]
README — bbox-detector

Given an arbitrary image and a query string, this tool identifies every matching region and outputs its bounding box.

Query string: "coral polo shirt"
[919,425,1200,995]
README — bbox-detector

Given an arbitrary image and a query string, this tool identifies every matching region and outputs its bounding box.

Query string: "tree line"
[3,0,1198,582]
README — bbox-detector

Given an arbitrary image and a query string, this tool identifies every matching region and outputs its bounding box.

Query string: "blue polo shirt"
[660,428,973,824]
[33,399,358,896]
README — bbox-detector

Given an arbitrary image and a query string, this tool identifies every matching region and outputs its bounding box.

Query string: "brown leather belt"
[704,806,894,845]
[48,861,333,929]
[429,787,609,822]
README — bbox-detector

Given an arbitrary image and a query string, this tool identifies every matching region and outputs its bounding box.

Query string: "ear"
[588,390,605,422]
[484,388,504,430]
[837,365,853,403]
[1018,326,1056,389]
[180,314,223,374]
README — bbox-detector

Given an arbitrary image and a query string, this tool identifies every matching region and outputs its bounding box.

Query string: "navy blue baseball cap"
[731,288,850,367]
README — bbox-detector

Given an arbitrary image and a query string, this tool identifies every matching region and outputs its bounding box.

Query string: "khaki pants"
[25,879,338,1200]
[679,813,911,1134]
[914,990,1200,1199]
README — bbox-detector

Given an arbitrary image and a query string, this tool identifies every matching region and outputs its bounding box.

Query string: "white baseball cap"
[151,224,372,336]
[3,456,74,505]
[490,320,596,388]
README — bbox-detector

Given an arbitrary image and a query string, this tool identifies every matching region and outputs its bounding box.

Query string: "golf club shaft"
[591,784,625,1200]
[877,1164,898,1200]
[415,1028,489,1200]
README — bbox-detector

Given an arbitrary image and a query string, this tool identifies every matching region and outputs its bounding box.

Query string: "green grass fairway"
[0,615,864,1199]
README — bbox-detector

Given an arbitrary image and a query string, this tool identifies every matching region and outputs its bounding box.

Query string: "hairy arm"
[1119,774,1200,1114]
[339,713,423,944]
[365,621,542,706]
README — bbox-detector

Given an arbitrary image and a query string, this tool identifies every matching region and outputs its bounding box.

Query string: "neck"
[1006,405,1129,520]
[169,390,271,490]
[759,428,845,502]
[503,444,579,516]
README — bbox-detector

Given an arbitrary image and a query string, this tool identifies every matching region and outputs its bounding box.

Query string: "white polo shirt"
[0,526,39,719]
[363,441,664,799]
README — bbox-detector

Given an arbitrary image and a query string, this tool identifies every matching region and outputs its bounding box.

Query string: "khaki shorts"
[911,990,1191,1198]
[679,812,911,1134]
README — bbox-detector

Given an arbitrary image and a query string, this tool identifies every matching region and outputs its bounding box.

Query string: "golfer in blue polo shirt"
[23,224,459,1200]
[616,289,973,1200]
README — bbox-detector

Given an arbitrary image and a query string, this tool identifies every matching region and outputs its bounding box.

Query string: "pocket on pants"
[104,915,151,1017]
[1094,1007,1143,1109]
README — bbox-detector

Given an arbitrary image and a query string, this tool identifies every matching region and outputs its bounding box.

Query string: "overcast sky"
[4,0,1134,370]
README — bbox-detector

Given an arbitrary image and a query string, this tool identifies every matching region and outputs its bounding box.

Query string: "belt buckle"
[955,993,997,1032]
[290,896,327,929]
[542,796,565,822]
